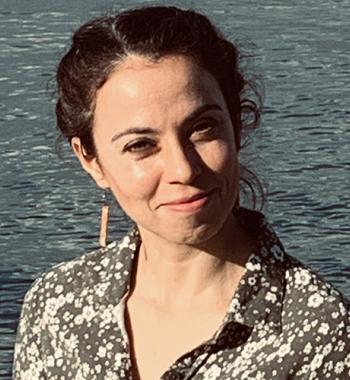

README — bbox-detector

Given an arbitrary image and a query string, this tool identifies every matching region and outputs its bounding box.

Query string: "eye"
[123,138,156,154]
[191,118,221,138]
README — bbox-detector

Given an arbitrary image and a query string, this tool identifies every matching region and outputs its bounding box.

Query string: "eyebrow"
[110,103,223,142]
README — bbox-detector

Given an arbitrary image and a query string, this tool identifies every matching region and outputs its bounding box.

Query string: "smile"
[162,191,213,212]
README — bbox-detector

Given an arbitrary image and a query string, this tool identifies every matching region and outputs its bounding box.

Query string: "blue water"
[1,0,349,378]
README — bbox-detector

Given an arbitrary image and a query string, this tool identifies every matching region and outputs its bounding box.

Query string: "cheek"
[204,140,238,174]
[105,160,160,203]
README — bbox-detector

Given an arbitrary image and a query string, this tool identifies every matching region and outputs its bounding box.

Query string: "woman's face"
[73,54,240,245]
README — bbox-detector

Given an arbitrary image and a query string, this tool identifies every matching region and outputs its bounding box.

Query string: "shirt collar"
[107,207,286,334]
[224,208,286,334]
[101,226,141,306]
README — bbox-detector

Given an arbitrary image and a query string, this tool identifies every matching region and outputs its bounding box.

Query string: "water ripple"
[1,0,349,378]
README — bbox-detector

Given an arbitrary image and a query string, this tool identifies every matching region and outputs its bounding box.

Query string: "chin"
[155,216,231,246]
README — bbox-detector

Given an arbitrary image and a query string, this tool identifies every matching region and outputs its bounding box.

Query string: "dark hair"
[55,5,265,209]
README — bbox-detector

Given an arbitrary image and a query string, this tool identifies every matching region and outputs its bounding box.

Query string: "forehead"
[94,54,227,128]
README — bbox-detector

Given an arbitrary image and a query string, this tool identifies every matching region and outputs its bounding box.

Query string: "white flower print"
[105,370,119,380]
[27,342,39,357]
[26,363,41,378]
[332,311,340,319]
[324,361,334,372]
[304,342,312,354]
[82,305,95,322]
[308,284,318,292]
[100,307,113,328]
[46,355,54,367]
[241,342,258,359]
[271,244,284,261]
[45,297,60,318]
[277,343,291,358]
[74,314,84,325]
[307,293,324,308]
[318,322,330,335]
[246,261,261,272]
[13,209,350,380]
[115,353,128,367]
[118,235,131,251]
[235,313,244,324]
[82,363,91,376]
[75,369,85,380]
[98,346,107,358]
[74,298,83,308]
[255,371,265,380]
[55,284,64,294]
[266,291,277,303]
[95,282,108,298]
[310,353,324,371]
[54,348,63,359]
[322,343,332,356]
[295,269,312,287]
[48,323,59,335]
[66,292,74,303]
[345,353,350,366]
[203,364,222,380]
[337,340,346,352]
[340,302,347,316]
[101,257,109,268]
[57,294,66,308]
[335,362,344,374]
[266,352,276,362]
[229,297,240,311]
[248,277,256,286]
[65,334,78,352]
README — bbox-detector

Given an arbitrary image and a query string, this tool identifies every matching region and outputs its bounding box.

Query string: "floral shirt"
[13,208,350,380]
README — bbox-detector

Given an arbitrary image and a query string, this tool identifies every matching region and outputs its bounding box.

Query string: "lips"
[160,190,214,212]
[164,191,210,205]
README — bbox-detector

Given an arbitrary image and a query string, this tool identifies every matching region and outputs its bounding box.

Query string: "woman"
[13,6,349,380]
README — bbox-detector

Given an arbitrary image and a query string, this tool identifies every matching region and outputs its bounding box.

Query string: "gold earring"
[99,190,110,247]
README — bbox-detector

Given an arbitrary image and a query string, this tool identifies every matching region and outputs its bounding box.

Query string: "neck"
[129,214,255,310]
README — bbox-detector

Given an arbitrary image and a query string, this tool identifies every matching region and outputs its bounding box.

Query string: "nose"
[162,142,202,184]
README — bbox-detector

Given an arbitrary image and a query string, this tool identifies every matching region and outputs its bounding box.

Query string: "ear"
[71,137,109,189]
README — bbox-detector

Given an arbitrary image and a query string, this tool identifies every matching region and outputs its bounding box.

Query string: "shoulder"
[278,255,350,378]
[282,254,349,349]
[241,207,350,376]
[285,258,350,377]
[22,229,138,310]
[284,254,349,318]
[29,242,117,299]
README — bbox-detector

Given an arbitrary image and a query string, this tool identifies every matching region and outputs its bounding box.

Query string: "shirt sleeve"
[12,277,47,380]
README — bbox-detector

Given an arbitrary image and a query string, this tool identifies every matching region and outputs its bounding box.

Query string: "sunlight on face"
[91,54,240,244]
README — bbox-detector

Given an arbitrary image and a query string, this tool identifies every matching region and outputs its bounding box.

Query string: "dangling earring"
[99,189,110,247]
